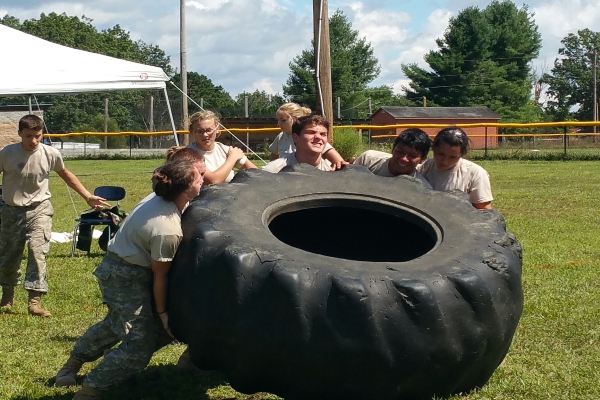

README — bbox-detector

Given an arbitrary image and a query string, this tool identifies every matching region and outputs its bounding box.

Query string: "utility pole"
[245,95,250,151]
[180,0,189,145]
[104,98,108,149]
[313,0,334,142]
[594,49,597,140]
[149,95,154,149]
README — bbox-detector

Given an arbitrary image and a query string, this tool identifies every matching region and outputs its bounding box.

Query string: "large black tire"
[168,165,523,400]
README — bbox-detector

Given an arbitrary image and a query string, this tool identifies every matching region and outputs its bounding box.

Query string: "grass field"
[1,158,599,400]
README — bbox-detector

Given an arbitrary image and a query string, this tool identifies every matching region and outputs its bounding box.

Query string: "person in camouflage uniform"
[54,157,206,400]
[0,115,109,317]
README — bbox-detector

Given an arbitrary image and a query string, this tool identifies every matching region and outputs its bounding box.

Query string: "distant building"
[0,105,44,148]
[370,106,501,148]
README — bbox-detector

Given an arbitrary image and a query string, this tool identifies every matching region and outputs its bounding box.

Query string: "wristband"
[157,310,166,314]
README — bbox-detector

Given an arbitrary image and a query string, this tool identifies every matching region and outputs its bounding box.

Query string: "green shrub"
[332,127,364,160]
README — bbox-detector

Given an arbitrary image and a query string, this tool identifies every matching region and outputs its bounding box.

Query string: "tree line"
[1,0,599,142]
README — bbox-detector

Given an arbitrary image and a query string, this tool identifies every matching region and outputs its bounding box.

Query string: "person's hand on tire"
[329,159,349,171]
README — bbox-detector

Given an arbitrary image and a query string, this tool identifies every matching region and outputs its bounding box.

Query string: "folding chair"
[71,185,126,255]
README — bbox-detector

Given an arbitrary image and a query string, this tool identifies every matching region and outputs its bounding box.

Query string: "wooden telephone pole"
[180,0,189,145]
[313,0,334,142]
[593,49,597,139]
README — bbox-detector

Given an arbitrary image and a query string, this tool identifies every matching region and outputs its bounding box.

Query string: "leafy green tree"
[234,90,285,117]
[401,0,541,121]
[283,10,380,112]
[169,72,234,117]
[71,114,126,148]
[0,15,21,29]
[543,29,600,121]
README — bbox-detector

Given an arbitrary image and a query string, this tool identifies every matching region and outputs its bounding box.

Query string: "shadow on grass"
[50,333,83,343]
[12,365,229,400]
[0,308,25,317]
[51,251,106,259]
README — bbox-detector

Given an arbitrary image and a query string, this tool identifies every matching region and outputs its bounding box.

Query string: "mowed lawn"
[1,159,599,400]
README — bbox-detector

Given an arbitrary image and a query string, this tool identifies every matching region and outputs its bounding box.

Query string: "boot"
[176,347,200,372]
[27,290,51,317]
[0,286,15,309]
[55,356,84,387]
[72,382,104,400]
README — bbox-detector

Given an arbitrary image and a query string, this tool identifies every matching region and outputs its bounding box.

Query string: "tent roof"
[0,24,169,95]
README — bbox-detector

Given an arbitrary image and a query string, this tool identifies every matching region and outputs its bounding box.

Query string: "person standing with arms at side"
[270,102,347,170]
[186,110,256,184]
[417,126,493,209]
[0,115,110,317]
[54,158,206,399]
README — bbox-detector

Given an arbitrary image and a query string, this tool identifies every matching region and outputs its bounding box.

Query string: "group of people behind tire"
[177,102,492,209]
[1,103,493,399]
[266,102,493,209]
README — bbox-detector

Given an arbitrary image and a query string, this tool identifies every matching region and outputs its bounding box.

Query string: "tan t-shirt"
[269,131,333,157]
[353,150,432,188]
[417,157,493,204]
[262,153,331,173]
[107,194,183,267]
[186,141,247,183]
[0,143,65,207]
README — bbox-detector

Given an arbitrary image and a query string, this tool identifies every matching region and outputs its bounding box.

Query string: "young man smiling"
[0,114,110,316]
[353,128,432,188]
[262,114,333,173]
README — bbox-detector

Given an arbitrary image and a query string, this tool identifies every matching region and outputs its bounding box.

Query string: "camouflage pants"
[0,195,4,228]
[0,200,53,292]
[71,256,173,390]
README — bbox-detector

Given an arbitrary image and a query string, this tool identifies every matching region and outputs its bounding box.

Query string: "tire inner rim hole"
[266,198,440,262]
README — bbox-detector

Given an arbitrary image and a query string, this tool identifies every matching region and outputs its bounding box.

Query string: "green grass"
[1,159,600,399]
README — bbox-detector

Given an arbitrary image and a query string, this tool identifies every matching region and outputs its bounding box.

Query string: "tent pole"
[163,87,179,146]
[28,96,33,114]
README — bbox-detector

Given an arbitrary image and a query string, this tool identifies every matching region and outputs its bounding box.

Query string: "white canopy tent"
[0,24,179,144]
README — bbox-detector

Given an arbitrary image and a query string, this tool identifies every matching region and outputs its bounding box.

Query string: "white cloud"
[3,0,600,99]
[373,8,452,91]
[187,0,230,11]
[345,2,411,47]
[531,0,600,73]
[248,78,278,94]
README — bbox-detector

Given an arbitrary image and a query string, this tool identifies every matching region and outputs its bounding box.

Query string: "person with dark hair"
[352,128,432,187]
[0,114,110,317]
[417,126,493,209]
[54,158,206,399]
[165,145,185,162]
[262,115,333,173]
[152,147,205,191]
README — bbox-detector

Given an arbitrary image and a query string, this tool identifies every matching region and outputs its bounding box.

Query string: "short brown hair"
[165,146,185,162]
[19,114,44,132]
[291,114,330,136]
[170,147,205,163]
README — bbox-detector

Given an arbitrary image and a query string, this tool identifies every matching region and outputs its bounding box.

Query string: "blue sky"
[2,0,600,102]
